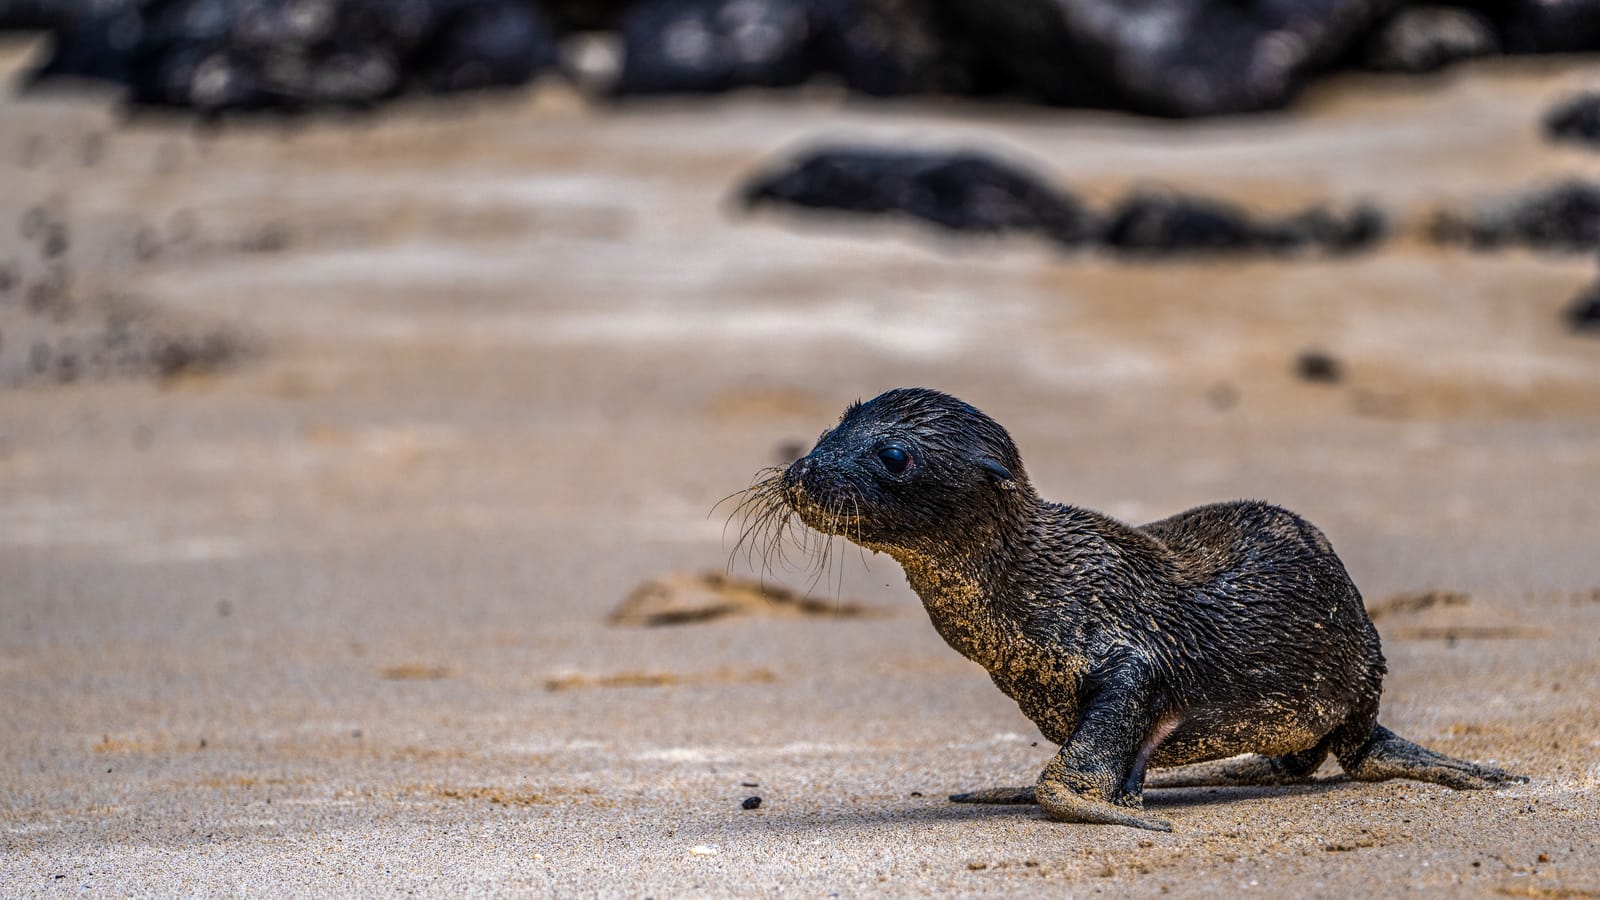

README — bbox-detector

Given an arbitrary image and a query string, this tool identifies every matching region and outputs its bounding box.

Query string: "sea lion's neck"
[884,496,1053,668]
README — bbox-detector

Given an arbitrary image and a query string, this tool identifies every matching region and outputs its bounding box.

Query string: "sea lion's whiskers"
[719,457,865,601]
[819,498,839,584]
[722,468,792,577]
[843,491,867,608]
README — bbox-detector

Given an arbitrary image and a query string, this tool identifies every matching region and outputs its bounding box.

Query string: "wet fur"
[735,387,1523,829]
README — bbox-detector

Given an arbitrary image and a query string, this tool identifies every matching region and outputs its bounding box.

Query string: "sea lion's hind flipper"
[1147,744,1330,789]
[949,786,1037,804]
[1338,725,1526,789]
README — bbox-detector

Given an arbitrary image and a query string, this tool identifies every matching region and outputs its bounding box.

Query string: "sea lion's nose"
[781,456,809,496]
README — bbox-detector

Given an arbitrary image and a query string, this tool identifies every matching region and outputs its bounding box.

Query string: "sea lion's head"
[775,388,1030,554]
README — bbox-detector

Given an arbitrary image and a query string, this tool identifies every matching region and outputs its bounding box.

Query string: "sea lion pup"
[743,387,1523,831]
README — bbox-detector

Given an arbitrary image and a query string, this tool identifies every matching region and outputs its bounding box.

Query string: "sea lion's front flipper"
[1034,659,1174,832]
[1035,781,1172,832]
[1339,725,1526,790]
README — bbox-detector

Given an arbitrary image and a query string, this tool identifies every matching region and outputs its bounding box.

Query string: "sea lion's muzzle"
[780,454,863,536]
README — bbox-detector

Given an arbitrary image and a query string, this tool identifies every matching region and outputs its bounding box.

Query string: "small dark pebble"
[1295,350,1344,384]
[740,781,759,787]
[741,796,762,810]
[1546,93,1600,148]
[154,333,237,379]
[1206,382,1240,410]
[1566,279,1600,332]
[237,222,291,254]
[910,791,923,797]
[133,225,162,261]
[43,225,70,259]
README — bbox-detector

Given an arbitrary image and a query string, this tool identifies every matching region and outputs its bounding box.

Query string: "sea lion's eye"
[877,445,910,475]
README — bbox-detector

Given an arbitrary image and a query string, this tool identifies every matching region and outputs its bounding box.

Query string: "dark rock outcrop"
[1360,6,1499,72]
[742,145,1386,256]
[1490,0,1600,54]
[609,0,962,97]
[1545,93,1600,149]
[1568,275,1600,332]
[21,0,1600,116]
[741,145,1097,244]
[938,0,1404,117]
[29,0,559,111]
[0,0,64,29]
[1103,191,1384,256]
[1431,181,1600,252]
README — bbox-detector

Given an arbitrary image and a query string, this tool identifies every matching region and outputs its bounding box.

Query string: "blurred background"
[2,0,1598,894]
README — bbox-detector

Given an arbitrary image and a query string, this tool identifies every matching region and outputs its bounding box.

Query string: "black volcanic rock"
[1360,6,1499,72]
[1545,93,1600,148]
[741,145,1096,244]
[742,145,1386,256]
[609,0,960,98]
[1102,191,1256,253]
[612,0,817,94]
[937,0,1403,117]
[1431,181,1600,252]
[1103,191,1385,256]
[28,0,559,112]
[1568,275,1600,332]
[0,0,66,29]
[1491,0,1600,54]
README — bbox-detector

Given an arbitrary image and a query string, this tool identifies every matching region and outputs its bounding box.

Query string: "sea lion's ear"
[978,458,1019,491]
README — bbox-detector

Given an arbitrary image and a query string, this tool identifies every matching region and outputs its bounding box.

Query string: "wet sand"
[2,39,1599,896]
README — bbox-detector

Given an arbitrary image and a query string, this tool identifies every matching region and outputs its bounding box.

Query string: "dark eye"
[877,445,910,475]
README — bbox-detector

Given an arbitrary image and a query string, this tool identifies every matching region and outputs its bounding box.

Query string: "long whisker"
[721,464,873,601]
[722,467,791,579]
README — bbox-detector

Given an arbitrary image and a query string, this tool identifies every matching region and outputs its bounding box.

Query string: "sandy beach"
[1,35,1599,896]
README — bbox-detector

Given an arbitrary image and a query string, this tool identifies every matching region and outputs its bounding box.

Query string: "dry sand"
[1,38,1598,897]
